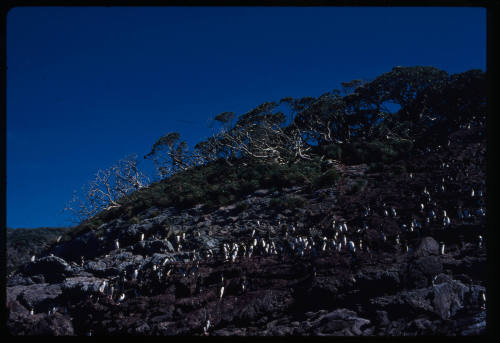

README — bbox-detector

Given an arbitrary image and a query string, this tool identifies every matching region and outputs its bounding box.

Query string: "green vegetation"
[348,179,368,194]
[6,227,70,273]
[64,66,485,227]
[269,195,307,211]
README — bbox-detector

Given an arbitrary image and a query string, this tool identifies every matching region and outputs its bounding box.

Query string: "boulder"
[61,276,108,298]
[412,237,440,258]
[23,256,73,282]
[311,309,371,335]
[16,283,62,311]
[432,278,468,320]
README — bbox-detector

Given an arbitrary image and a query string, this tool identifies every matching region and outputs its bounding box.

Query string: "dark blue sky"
[7,6,486,228]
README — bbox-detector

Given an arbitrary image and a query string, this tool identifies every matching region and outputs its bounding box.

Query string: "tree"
[144,132,192,178]
[293,91,351,145]
[63,155,150,223]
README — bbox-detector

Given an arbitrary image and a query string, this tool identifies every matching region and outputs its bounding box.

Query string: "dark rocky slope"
[6,227,69,274]
[6,122,486,336]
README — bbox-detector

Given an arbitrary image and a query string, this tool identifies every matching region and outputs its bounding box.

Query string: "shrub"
[319,143,342,160]
[349,179,367,194]
[367,162,385,173]
[315,168,341,188]
[235,201,249,212]
[130,216,141,224]
[270,195,306,210]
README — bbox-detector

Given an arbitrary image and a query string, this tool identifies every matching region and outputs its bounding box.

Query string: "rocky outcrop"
[6,125,487,335]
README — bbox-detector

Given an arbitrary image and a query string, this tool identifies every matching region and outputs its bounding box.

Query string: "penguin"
[56,235,62,243]
[471,188,475,197]
[132,269,138,280]
[140,233,144,241]
[463,209,471,219]
[30,308,34,315]
[390,207,397,217]
[478,235,483,248]
[440,242,445,255]
[31,255,36,262]
[99,281,107,294]
[419,203,425,212]
[204,319,211,335]
[219,286,225,299]
[443,216,451,226]
[348,240,356,253]
[480,291,486,310]
[115,239,120,250]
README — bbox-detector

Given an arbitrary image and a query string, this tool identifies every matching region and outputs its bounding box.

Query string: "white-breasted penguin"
[440,242,445,255]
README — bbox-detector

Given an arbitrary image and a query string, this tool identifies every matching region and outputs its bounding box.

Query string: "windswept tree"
[64,155,150,222]
[292,91,351,145]
[144,132,193,178]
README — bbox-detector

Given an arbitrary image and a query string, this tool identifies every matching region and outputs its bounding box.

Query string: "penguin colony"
[30,118,486,331]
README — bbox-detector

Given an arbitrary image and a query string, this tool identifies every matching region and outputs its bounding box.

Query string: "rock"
[85,261,107,276]
[15,283,62,311]
[53,229,101,260]
[412,237,440,258]
[375,310,390,326]
[432,280,467,320]
[253,189,270,196]
[356,268,400,296]
[23,256,73,282]
[406,256,443,288]
[61,276,108,298]
[311,309,370,335]
[7,273,35,287]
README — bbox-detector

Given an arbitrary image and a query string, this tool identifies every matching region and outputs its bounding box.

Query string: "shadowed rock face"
[7,124,487,336]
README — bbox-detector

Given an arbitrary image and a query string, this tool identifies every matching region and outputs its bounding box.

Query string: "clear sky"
[6,6,486,229]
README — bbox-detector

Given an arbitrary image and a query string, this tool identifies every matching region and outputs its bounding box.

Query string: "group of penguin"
[27,125,487,331]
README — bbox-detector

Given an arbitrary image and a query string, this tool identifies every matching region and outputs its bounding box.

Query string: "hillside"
[6,227,70,274]
[6,66,487,336]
